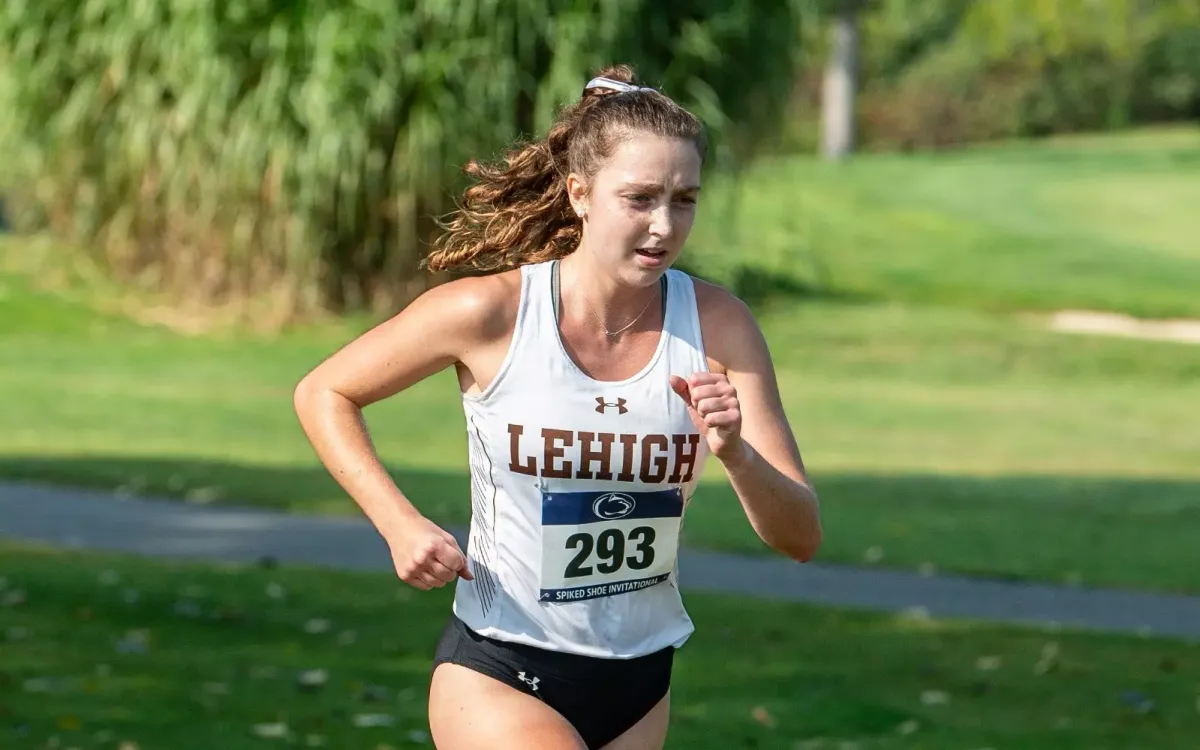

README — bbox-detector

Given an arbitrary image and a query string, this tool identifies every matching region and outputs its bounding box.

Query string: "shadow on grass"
[1,455,1198,594]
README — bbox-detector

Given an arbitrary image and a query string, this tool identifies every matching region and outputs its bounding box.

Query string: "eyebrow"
[623,181,702,193]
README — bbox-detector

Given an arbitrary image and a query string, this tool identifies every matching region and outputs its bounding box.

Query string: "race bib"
[539,488,684,603]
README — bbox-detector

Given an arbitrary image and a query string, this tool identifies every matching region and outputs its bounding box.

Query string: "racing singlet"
[451,258,712,658]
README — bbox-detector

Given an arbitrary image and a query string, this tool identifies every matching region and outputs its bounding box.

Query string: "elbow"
[293,374,318,418]
[293,372,336,425]
[775,526,822,563]
[775,486,822,563]
[763,500,822,563]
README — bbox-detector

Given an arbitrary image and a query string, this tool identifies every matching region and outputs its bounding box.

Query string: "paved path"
[3,481,1199,640]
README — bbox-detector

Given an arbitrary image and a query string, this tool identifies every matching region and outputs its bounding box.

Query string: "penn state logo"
[592,492,636,520]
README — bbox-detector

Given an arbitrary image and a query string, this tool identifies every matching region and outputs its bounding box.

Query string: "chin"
[618,263,668,288]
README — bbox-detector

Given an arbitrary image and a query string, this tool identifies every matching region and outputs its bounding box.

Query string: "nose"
[648,204,674,240]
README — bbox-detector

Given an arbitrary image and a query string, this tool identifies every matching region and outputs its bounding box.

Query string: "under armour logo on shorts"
[517,671,540,691]
[596,397,628,415]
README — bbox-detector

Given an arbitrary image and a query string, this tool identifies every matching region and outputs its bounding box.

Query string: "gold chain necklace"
[583,289,658,337]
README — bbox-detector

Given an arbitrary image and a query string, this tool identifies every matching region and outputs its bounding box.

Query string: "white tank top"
[451,258,711,659]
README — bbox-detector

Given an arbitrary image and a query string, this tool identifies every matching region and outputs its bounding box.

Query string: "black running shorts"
[431,614,674,748]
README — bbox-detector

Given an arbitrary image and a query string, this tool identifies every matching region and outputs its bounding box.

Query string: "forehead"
[596,132,701,188]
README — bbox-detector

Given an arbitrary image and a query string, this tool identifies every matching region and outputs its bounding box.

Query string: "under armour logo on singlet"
[596,397,628,415]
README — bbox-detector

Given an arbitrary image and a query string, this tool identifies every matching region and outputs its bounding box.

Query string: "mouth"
[635,247,667,259]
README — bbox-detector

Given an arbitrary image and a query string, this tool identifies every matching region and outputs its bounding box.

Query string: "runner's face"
[570,132,702,285]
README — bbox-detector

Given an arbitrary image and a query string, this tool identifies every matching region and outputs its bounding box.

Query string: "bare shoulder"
[689,275,768,375]
[295,267,523,408]
[413,267,522,344]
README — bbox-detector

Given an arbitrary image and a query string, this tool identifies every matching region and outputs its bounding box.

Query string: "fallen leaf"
[1034,641,1060,675]
[297,669,329,690]
[920,690,949,706]
[750,705,776,727]
[185,487,221,504]
[253,722,289,738]
[975,655,1002,672]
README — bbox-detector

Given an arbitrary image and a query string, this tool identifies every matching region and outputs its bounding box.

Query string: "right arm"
[292,272,517,588]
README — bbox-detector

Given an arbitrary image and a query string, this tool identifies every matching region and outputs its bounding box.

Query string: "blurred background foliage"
[0,0,1196,320]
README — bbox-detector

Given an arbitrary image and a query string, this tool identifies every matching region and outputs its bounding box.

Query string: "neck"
[558,250,660,335]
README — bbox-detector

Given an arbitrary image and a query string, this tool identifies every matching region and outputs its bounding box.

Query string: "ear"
[566,173,589,218]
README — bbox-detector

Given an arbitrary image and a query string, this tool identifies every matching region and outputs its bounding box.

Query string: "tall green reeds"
[0,0,805,319]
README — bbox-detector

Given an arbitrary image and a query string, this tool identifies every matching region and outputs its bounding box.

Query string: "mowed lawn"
[685,126,1200,318]
[1,127,1198,593]
[2,542,1198,750]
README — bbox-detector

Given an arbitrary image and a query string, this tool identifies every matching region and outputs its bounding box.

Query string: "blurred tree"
[0,0,806,320]
[785,0,1198,153]
[820,0,864,159]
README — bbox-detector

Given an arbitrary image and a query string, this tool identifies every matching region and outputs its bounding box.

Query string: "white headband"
[584,76,657,95]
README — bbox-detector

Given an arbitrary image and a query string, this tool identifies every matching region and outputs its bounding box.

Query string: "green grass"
[2,127,1198,594]
[2,247,1199,594]
[2,542,1198,750]
[687,125,1200,317]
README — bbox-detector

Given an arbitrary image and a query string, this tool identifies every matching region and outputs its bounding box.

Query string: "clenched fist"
[669,372,743,462]
[388,516,473,590]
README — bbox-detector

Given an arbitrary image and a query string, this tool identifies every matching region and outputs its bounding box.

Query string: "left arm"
[669,283,822,562]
